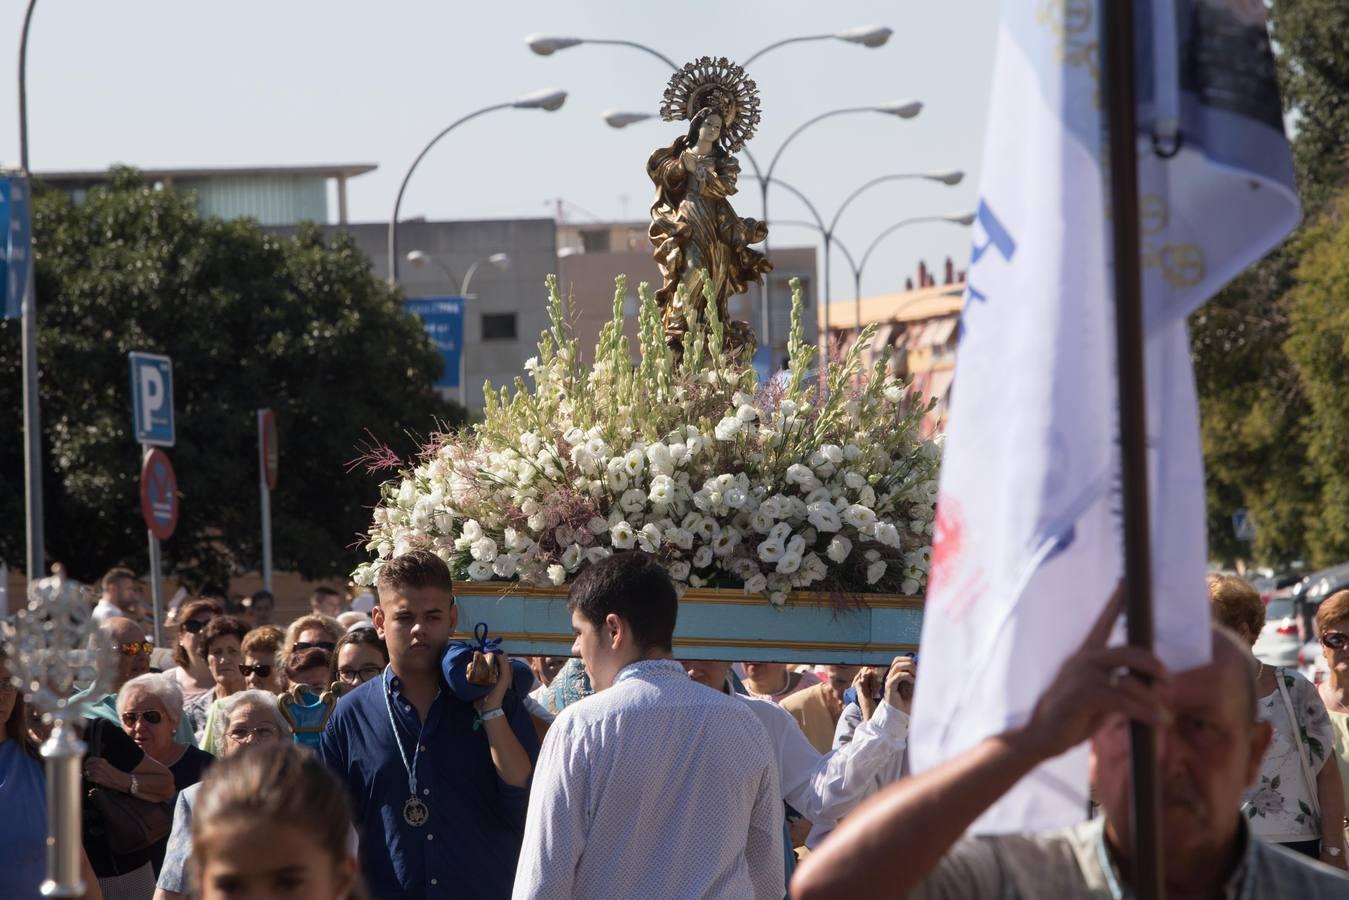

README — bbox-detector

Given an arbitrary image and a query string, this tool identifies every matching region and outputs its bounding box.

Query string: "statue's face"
[699,114,723,144]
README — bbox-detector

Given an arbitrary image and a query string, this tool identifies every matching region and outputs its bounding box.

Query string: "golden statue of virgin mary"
[648,57,769,360]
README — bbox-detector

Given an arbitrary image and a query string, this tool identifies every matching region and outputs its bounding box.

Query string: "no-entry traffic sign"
[140,448,178,541]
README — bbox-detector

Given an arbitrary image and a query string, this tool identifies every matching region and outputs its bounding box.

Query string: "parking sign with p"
[129,352,175,447]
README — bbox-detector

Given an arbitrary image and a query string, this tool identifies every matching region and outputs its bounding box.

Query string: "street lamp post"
[527,26,891,68]
[387,89,566,286]
[18,0,45,585]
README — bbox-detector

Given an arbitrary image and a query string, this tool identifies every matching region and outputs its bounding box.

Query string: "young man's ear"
[604,613,623,649]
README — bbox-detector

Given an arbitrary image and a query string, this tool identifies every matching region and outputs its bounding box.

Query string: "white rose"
[867,560,888,585]
[492,555,519,578]
[844,471,867,490]
[712,528,741,556]
[638,523,663,552]
[822,444,844,465]
[610,521,637,550]
[875,522,901,547]
[646,442,675,476]
[735,403,758,424]
[744,573,768,594]
[468,560,494,581]
[461,519,483,542]
[548,564,567,586]
[802,553,828,581]
[470,537,498,561]
[693,546,714,568]
[669,561,692,581]
[826,535,853,563]
[858,486,877,508]
[776,552,802,575]
[842,504,878,529]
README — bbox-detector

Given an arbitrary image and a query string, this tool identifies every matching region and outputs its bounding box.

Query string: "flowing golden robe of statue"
[647,109,770,358]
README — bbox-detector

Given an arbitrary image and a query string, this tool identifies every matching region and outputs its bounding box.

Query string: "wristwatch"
[1327,847,1343,858]
[129,774,140,797]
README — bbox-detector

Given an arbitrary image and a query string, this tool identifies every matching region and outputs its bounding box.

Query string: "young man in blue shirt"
[320,550,538,899]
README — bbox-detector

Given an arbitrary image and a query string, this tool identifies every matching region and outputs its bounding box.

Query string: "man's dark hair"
[200,615,252,656]
[101,567,136,593]
[567,552,677,653]
[376,551,455,598]
[310,586,342,603]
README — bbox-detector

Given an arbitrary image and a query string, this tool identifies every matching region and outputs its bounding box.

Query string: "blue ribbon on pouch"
[474,622,502,655]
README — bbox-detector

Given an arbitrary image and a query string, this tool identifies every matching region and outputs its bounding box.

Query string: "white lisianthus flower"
[757,537,785,563]
[610,521,637,550]
[694,517,717,541]
[822,444,844,465]
[776,552,802,575]
[867,560,888,585]
[468,560,494,581]
[865,549,882,562]
[735,403,758,424]
[844,471,867,490]
[397,479,416,508]
[638,523,663,553]
[547,564,567,586]
[712,528,740,556]
[902,577,921,595]
[669,561,692,581]
[688,574,706,588]
[769,522,792,543]
[461,519,484,543]
[623,448,645,478]
[620,488,647,515]
[693,546,714,569]
[585,546,613,564]
[563,426,585,445]
[527,511,547,532]
[875,522,901,548]
[807,502,842,533]
[842,504,878,529]
[744,573,768,594]
[554,525,575,546]
[802,553,828,582]
[884,382,905,403]
[561,543,583,572]
[649,475,675,506]
[827,535,853,563]
[470,537,498,561]
[858,485,877,508]
[769,590,788,608]
[664,527,693,550]
[492,555,519,578]
[785,463,813,485]
[723,485,749,509]
[377,541,393,559]
[684,426,705,456]
[714,416,742,441]
[588,516,610,535]
[646,442,674,476]
[520,431,542,457]
[606,465,630,493]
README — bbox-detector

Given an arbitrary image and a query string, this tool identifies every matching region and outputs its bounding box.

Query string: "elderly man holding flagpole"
[792,0,1349,897]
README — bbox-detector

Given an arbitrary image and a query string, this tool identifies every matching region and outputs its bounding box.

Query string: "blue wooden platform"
[452,585,922,665]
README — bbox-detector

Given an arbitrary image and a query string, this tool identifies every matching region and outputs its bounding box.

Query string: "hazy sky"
[1,0,1001,305]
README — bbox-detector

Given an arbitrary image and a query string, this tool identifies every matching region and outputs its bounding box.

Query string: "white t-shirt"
[1243,667,1335,843]
[90,598,124,625]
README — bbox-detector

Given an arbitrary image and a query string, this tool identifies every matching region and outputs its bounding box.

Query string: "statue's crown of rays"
[660,56,761,151]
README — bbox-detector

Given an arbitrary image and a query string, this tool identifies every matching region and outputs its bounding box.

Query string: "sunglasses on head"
[181,618,213,634]
[120,709,163,726]
[293,641,336,652]
[117,641,153,656]
[1322,631,1349,651]
[238,664,274,678]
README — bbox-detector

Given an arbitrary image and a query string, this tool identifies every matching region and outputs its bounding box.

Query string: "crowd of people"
[3,556,1349,898]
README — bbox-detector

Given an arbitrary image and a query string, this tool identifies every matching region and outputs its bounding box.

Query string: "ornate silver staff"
[6,569,101,898]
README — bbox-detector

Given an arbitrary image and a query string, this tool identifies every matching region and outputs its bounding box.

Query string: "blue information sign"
[406,297,464,389]
[129,352,175,447]
[2,175,32,321]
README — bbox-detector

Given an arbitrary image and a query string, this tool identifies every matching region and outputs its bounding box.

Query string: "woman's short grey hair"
[116,673,185,729]
[214,689,293,750]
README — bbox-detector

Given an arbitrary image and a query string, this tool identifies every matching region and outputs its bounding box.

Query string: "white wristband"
[479,707,505,723]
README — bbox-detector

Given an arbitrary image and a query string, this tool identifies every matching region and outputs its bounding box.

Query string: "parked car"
[1253,596,1302,668]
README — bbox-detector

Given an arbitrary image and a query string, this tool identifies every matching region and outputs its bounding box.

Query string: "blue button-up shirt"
[319,665,539,899]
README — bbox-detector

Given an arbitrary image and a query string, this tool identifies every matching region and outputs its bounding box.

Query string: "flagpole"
[1103,1,1163,898]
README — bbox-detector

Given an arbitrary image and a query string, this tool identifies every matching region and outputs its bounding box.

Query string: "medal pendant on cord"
[403,796,429,827]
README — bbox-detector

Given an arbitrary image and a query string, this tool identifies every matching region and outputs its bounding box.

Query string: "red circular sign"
[140,449,179,541]
[260,409,279,490]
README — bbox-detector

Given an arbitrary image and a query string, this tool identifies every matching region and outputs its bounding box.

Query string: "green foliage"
[1272,0,1349,211]
[0,168,461,588]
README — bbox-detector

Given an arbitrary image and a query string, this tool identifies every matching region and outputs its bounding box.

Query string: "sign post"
[130,352,175,645]
[258,409,279,592]
[1233,508,1256,543]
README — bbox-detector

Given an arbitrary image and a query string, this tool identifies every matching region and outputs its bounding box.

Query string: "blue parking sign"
[2,175,32,321]
[406,297,464,389]
[129,352,175,446]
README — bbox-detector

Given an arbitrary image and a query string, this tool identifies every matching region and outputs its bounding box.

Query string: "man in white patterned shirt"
[512,552,784,900]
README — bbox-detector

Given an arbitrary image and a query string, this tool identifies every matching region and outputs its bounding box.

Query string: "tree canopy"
[0,168,462,588]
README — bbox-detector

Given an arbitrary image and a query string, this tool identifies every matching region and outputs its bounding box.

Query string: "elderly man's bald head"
[1208,624,1260,727]
[101,617,145,644]
[100,617,150,688]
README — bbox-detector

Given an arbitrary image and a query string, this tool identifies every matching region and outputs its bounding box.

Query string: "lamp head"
[602,109,656,129]
[406,250,430,267]
[877,99,923,118]
[514,88,568,111]
[488,252,511,270]
[947,212,977,226]
[525,35,582,56]
[930,170,964,186]
[835,25,893,48]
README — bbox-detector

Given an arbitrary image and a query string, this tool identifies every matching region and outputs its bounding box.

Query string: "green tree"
[1272,0,1349,210]
[0,169,463,588]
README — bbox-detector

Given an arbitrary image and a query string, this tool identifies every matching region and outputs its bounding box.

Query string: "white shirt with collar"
[513,658,785,900]
[90,598,125,625]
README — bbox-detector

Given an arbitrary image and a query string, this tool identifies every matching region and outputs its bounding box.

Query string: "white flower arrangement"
[353,275,940,605]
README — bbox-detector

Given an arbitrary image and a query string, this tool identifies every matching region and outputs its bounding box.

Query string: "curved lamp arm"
[859,215,971,279]
[742,34,833,67]
[828,171,964,235]
[766,177,828,235]
[774,218,860,282]
[765,108,875,184]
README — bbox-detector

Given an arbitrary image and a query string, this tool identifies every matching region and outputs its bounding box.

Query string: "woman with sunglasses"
[1208,574,1347,868]
[330,627,389,692]
[1315,590,1349,854]
[240,625,286,694]
[117,673,214,877]
[167,598,223,706]
[283,614,343,657]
